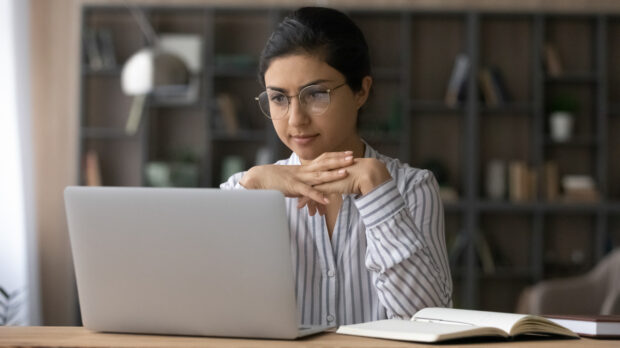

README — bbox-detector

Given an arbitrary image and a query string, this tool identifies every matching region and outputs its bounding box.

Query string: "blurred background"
[1,0,620,326]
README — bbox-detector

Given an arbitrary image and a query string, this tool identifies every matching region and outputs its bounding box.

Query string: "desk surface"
[0,327,618,348]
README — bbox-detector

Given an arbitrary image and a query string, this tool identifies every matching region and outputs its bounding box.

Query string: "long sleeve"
[354,169,453,319]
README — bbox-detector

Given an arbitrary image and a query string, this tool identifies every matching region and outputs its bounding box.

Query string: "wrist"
[359,160,392,195]
[240,166,262,189]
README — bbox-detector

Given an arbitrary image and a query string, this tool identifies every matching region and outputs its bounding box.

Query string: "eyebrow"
[266,79,332,93]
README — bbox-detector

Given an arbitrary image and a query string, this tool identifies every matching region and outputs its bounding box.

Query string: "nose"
[287,96,310,127]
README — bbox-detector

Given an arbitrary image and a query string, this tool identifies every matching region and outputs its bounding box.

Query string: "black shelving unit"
[78,5,620,312]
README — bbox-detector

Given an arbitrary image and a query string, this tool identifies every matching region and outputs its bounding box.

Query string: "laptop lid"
[64,186,301,339]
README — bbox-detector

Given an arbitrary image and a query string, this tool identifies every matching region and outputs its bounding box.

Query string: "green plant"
[549,93,579,113]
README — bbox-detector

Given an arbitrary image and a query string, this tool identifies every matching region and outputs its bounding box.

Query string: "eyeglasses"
[255,82,347,120]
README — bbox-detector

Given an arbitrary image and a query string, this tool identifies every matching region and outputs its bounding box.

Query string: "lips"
[290,133,319,145]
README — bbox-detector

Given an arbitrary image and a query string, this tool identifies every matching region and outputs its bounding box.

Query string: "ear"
[355,76,373,110]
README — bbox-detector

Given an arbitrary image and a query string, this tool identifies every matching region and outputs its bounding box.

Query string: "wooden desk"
[0,327,618,348]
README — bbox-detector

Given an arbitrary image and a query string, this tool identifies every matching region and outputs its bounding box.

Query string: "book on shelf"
[84,149,102,186]
[544,161,559,201]
[507,161,540,203]
[544,314,620,338]
[544,43,563,77]
[479,67,511,107]
[336,307,577,343]
[215,94,239,136]
[444,53,470,107]
[83,28,116,70]
[508,161,528,202]
[561,175,599,203]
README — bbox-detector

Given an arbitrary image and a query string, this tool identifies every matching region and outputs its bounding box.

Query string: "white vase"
[549,111,574,142]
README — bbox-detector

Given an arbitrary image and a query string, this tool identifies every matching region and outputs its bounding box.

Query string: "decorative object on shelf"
[444,53,469,107]
[220,155,245,183]
[485,159,506,201]
[548,93,579,142]
[562,175,599,203]
[448,230,496,275]
[120,4,191,135]
[145,161,199,187]
[155,33,203,105]
[254,146,274,166]
[83,27,117,71]
[145,148,199,187]
[121,49,189,134]
[544,43,563,77]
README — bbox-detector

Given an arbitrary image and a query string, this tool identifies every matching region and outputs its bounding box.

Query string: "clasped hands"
[239,151,392,216]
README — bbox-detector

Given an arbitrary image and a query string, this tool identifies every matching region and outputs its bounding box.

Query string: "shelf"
[544,136,597,147]
[478,201,537,212]
[479,102,533,114]
[409,100,464,113]
[542,202,602,213]
[545,72,597,84]
[210,129,267,141]
[80,127,134,139]
[212,65,258,78]
[478,267,532,280]
[82,66,122,76]
[451,267,532,280]
[477,201,603,213]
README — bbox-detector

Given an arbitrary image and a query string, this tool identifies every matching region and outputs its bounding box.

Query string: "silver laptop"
[64,186,331,339]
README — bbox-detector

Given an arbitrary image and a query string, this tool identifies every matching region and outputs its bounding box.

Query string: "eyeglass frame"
[254,82,348,120]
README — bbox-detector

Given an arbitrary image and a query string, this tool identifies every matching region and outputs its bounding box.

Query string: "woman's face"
[263,54,371,161]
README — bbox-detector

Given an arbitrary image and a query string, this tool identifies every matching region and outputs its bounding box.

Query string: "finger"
[297,183,330,205]
[317,203,327,216]
[308,202,317,216]
[308,151,354,172]
[303,168,349,186]
[297,196,310,209]
[313,179,353,195]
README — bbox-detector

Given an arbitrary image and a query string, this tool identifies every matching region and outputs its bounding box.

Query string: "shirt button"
[327,314,335,322]
[327,269,335,277]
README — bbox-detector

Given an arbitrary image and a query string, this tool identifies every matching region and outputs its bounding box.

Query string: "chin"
[289,144,323,161]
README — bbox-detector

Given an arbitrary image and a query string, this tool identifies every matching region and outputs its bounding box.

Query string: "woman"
[221,7,452,326]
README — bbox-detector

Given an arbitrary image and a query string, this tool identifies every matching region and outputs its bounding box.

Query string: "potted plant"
[548,93,579,142]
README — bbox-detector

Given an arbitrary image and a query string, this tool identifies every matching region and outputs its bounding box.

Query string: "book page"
[412,307,528,334]
[337,319,508,342]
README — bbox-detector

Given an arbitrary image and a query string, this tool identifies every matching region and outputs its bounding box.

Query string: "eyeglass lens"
[257,85,331,119]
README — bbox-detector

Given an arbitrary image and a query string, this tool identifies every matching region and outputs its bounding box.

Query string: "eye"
[304,87,329,102]
[269,93,287,105]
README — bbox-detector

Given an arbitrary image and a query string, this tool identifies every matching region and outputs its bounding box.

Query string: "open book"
[336,307,578,343]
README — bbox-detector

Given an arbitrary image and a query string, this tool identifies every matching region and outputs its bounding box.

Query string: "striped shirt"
[220,142,453,326]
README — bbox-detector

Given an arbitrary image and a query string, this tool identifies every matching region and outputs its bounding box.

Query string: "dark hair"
[258,7,371,92]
